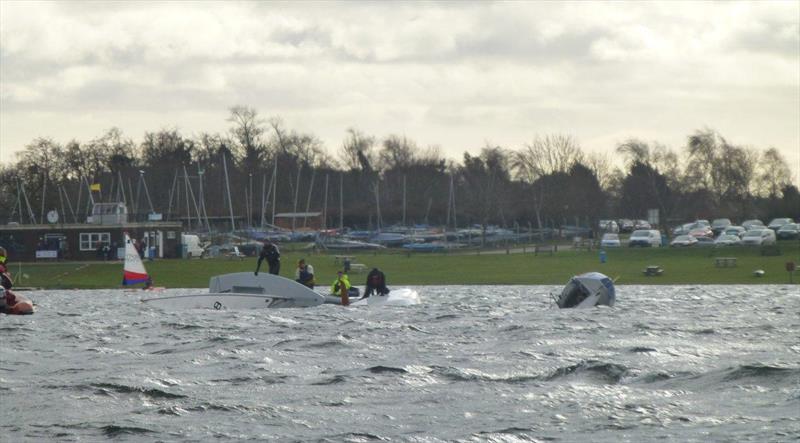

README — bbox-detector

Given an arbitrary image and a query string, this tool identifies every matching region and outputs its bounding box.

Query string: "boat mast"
[339,172,344,230]
[303,169,316,228]
[166,171,179,222]
[374,181,381,231]
[182,166,203,229]
[322,173,329,229]
[402,174,407,226]
[222,151,236,232]
[271,158,278,226]
[198,166,211,232]
[292,166,301,231]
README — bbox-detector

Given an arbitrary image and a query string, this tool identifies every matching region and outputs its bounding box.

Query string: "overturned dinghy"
[142,273,324,310]
[557,272,615,309]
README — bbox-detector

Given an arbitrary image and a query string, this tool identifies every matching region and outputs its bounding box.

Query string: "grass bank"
[9,242,799,289]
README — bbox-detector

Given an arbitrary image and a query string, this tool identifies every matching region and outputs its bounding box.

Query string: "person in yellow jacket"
[330,270,350,296]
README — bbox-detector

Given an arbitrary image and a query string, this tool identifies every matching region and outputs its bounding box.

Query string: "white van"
[181,234,206,258]
[628,229,662,247]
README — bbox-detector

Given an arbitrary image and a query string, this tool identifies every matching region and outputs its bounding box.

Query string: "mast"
[322,173,329,229]
[222,151,236,232]
[267,161,278,226]
[374,180,381,231]
[166,171,179,222]
[198,166,211,232]
[303,169,316,228]
[339,172,344,230]
[402,174,407,226]
[291,166,301,231]
[183,166,191,230]
[271,158,278,226]
[183,166,203,229]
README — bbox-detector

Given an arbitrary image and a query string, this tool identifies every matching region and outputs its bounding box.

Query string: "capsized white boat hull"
[557,272,615,309]
[323,287,421,306]
[142,293,311,309]
[142,273,324,309]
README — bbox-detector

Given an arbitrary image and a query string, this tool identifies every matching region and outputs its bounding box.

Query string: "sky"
[1,1,798,181]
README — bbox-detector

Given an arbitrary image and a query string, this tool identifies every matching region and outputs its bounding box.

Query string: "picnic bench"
[334,255,355,264]
[714,257,737,268]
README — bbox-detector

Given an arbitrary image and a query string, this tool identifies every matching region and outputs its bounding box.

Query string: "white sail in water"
[122,232,149,286]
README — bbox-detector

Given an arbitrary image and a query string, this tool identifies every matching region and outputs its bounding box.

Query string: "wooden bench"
[533,245,556,256]
[715,257,737,268]
[334,255,355,264]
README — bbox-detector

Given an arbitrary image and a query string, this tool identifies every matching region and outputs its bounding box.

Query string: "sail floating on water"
[123,232,149,286]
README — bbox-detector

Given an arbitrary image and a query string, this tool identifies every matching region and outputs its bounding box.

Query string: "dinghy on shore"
[142,272,324,310]
[557,272,615,309]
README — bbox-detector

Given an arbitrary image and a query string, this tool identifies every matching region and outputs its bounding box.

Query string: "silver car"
[741,229,777,246]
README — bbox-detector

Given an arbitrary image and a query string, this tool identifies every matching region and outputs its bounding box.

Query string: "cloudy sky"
[1,1,798,179]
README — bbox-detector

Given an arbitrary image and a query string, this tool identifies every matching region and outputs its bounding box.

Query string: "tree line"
[1,106,797,231]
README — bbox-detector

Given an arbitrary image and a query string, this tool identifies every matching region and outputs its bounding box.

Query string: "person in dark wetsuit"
[255,240,281,275]
[363,267,389,298]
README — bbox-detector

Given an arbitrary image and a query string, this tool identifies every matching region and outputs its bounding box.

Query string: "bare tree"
[339,128,376,171]
[511,134,583,228]
[755,147,792,197]
[228,106,267,172]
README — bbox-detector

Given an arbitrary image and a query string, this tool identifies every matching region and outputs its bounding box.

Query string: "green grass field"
[8,242,799,289]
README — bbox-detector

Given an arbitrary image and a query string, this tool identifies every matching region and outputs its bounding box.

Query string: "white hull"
[142,273,324,309]
[142,293,308,309]
[323,288,421,306]
[557,272,615,309]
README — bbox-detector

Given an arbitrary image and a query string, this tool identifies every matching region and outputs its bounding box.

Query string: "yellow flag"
[90,183,101,192]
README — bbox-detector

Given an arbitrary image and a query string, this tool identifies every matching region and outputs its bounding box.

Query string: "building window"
[80,232,110,251]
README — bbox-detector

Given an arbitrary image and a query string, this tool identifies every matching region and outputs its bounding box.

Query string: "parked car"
[741,229,777,246]
[672,223,694,236]
[768,218,794,231]
[694,219,710,227]
[711,218,732,235]
[741,219,765,231]
[689,227,714,238]
[670,235,698,247]
[714,234,742,246]
[633,219,651,230]
[724,226,746,237]
[598,220,619,233]
[600,232,621,248]
[618,219,634,233]
[777,223,800,240]
[695,236,715,247]
[629,229,662,247]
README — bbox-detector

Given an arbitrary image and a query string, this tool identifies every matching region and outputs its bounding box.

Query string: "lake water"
[1,285,798,442]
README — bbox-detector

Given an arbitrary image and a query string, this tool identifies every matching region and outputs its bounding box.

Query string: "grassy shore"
[9,242,799,289]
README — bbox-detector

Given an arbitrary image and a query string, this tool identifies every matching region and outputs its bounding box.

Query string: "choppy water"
[1,285,799,442]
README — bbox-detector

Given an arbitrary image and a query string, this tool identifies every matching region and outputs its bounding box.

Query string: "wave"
[101,425,154,437]
[722,364,799,383]
[433,366,540,384]
[545,360,629,384]
[366,365,407,374]
[91,382,186,399]
[628,346,658,353]
[311,375,348,385]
